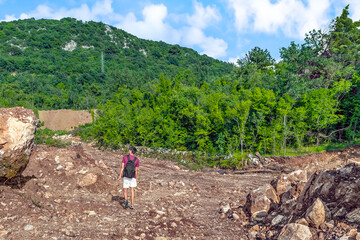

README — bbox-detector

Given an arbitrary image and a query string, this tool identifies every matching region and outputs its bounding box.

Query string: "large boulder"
[305,198,325,228]
[244,184,279,217]
[278,223,312,240]
[0,107,37,179]
[295,163,360,227]
[271,170,309,215]
[272,170,308,196]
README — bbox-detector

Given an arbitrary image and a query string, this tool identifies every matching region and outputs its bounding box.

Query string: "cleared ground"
[38,110,94,131]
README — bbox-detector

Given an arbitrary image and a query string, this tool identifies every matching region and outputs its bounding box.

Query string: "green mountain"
[0,17,234,109]
[3,7,360,164]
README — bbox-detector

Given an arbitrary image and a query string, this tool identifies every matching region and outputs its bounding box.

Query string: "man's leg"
[130,187,135,206]
[124,188,129,208]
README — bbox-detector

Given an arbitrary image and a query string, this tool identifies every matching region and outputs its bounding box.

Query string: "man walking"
[119,146,139,210]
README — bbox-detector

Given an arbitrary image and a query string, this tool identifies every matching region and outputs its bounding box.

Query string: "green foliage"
[0,18,234,110]
[2,7,360,169]
[35,128,71,148]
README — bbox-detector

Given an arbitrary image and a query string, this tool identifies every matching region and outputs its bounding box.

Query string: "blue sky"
[1,0,359,63]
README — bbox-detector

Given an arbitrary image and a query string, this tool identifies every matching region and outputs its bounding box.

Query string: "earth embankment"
[38,109,94,131]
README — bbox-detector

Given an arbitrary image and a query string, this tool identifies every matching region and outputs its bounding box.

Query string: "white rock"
[24,224,34,231]
[88,211,96,216]
[65,162,74,170]
[56,165,63,170]
[221,204,231,214]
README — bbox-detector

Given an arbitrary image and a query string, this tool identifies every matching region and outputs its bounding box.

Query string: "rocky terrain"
[0,107,359,239]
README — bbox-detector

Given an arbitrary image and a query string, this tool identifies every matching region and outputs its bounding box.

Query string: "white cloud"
[182,26,227,58]
[228,0,332,38]
[181,1,226,58]
[186,0,221,29]
[5,0,114,21]
[116,4,181,44]
[228,56,240,66]
[3,14,17,22]
[116,1,227,58]
[344,0,360,20]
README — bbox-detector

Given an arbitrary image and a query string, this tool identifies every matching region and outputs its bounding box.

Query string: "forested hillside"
[2,6,360,167]
[0,17,234,109]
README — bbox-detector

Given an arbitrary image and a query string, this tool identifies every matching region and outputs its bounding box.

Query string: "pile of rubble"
[220,163,360,239]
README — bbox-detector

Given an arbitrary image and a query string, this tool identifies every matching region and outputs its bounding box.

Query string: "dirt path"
[0,139,274,240]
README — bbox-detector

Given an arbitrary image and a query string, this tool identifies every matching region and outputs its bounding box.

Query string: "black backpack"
[123,155,137,178]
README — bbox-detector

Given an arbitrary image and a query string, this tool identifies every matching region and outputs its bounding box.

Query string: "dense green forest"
[0,17,233,109]
[2,6,360,167]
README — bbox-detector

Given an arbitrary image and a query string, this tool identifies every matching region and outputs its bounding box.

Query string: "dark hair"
[129,146,137,154]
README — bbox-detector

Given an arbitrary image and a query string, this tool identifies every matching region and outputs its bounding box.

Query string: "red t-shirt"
[122,155,139,178]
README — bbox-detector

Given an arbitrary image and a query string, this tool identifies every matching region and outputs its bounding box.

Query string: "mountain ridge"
[0,17,234,109]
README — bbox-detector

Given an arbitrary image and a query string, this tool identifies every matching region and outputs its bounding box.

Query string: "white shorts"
[123,177,137,188]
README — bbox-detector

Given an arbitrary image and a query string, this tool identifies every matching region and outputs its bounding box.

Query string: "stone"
[271,215,285,226]
[78,173,97,187]
[273,170,308,196]
[248,231,258,240]
[295,218,309,226]
[318,232,325,240]
[220,204,231,214]
[356,233,360,240]
[325,221,335,229]
[24,224,34,231]
[295,164,360,227]
[248,225,260,233]
[278,223,312,240]
[0,107,37,179]
[346,208,360,225]
[56,165,63,170]
[232,213,240,220]
[244,184,279,216]
[64,162,74,170]
[44,192,53,198]
[251,210,267,223]
[305,198,325,228]
[0,230,9,237]
[88,211,96,216]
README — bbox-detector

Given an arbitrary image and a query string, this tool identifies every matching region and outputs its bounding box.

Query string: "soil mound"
[38,110,93,131]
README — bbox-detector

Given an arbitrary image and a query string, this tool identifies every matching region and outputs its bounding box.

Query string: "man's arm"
[135,167,139,180]
[119,162,125,180]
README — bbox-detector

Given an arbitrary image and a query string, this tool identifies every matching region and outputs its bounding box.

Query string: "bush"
[34,128,71,148]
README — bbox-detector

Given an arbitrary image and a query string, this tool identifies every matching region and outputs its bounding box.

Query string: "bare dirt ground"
[38,110,93,131]
[1,137,359,239]
[1,109,358,239]
[0,136,276,240]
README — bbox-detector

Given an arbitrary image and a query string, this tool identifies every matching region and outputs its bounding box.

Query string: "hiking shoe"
[124,200,129,209]
[130,206,135,210]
